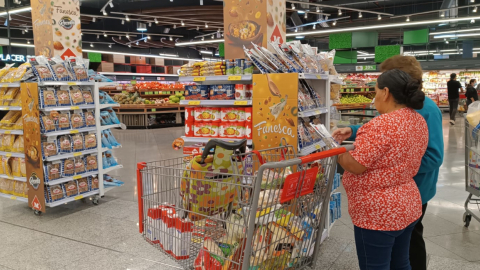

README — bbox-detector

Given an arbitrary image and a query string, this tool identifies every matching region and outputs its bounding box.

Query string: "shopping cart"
[464,119,480,227]
[137,139,353,270]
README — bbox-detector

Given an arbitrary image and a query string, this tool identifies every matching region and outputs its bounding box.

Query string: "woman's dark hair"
[450,73,457,80]
[377,69,425,110]
[470,79,476,85]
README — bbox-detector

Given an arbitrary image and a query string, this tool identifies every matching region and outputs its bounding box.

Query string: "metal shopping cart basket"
[464,118,480,227]
[136,139,353,270]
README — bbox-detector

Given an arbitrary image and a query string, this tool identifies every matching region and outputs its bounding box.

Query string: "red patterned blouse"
[343,108,428,231]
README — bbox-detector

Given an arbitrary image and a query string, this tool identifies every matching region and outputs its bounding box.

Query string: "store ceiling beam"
[286,0,394,16]
[109,12,224,26]
[81,28,183,37]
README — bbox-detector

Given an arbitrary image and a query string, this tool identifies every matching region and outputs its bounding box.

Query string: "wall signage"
[0,54,35,62]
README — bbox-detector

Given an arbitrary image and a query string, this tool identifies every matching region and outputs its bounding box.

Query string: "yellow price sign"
[3,107,9,110]
[10,196,16,200]
[234,101,248,105]
[193,77,206,82]
[0,84,7,88]
[315,110,321,115]
[73,152,82,157]
[5,153,12,157]
[71,106,80,110]
[70,130,79,134]
[7,176,13,179]
[316,75,324,79]
[228,76,242,81]
[315,144,321,150]
[4,131,11,134]
[67,82,77,85]
[73,175,82,180]
[188,101,201,105]
[74,195,84,200]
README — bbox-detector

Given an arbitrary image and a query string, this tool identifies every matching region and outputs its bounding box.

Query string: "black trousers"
[449,99,459,121]
[409,203,428,270]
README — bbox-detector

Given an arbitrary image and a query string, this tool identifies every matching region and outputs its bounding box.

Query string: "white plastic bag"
[467,101,480,126]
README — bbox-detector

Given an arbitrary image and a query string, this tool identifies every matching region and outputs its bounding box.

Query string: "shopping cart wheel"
[33,210,41,216]
[92,198,99,205]
[463,212,472,227]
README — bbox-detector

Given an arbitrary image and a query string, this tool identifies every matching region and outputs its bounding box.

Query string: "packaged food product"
[70,89,85,105]
[84,111,96,127]
[41,115,56,132]
[210,107,221,122]
[194,108,206,122]
[13,181,26,197]
[185,85,209,100]
[235,84,246,100]
[245,84,253,99]
[3,157,12,177]
[185,122,194,137]
[42,141,57,157]
[194,122,208,137]
[86,155,98,171]
[226,60,235,75]
[63,180,78,197]
[30,56,55,81]
[210,84,235,100]
[236,122,245,138]
[72,134,84,151]
[245,122,252,139]
[91,175,99,190]
[2,134,14,152]
[84,134,97,149]
[59,135,72,153]
[78,177,89,193]
[245,107,252,122]
[4,179,15,194]
[6,92,22,107]
[12,136,23,153]
[103,108,120,124]
[67,57,88,81]
[0,156,4,175]
[220,122,238,138]
[0,88,7,106]
[19,158,26,177]
[82,89,94,104]
[0,64,13,80]
[100,111,113,125]
[185,107,194,123]
[237,107,246,122]
[210,122,219,138]
[46,163,61,180]
[104,129,120,147]
[11,158,21,177]
[221,107,238,122]
[0,68,16,83]
[13,117,23,130]
[0,178,8,193]
[63,159,75,176]
[244,61,253,75]
[74,157,86,174]
[56,90,71,106]
[49,185,65,201]
[48,57,74,81]
[1,111,21,125]
[105,150,118,167]
[70,112,85,128]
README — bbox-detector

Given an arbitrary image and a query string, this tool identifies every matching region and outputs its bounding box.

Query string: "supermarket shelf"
[0,83,21,88]
[45,148,98,162]
[103,164,124,174]
[298,73,329,80]
[42,104,96,112]
[43,127,97,137]
[0,151,25,158]
[101,145,122,152]
[46,190,99,207]
[340,113,377,117]
[0,106,22,111]
[320,228,328,244]
[99,72,179,77]
[45,171,99,186]
[0,129,23,135]
[100,123,122,131]
[0,192,27,202]
[299,141,327,156]
[182,136,252,144]
[99,103,120,109]
[329,75,343,85]
[180,100,252,106]
[340,91,375,95]
[178,75,252,84]
[298,107,328,117]
[0,174,26,182]
[39,81,95,86]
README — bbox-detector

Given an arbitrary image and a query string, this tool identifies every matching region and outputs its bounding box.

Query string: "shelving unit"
[182,136,252,144]
[180,100,253,106]
[0,83,21,88]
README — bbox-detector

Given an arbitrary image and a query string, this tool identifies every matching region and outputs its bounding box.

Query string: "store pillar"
[30,0,82,59]
[223,0,286,59]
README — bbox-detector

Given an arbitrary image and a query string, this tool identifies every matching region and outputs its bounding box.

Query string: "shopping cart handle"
[299,145,355,164]
[200,139,247,163]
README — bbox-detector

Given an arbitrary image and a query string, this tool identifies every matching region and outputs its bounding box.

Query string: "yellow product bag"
[19,158,26,177]
[0,68,17,83]
[3,87,19,101]
[2,135,15,152]
[0,111,21,125]
[13,181,25,197]
[12,63,30,82]
[0,178,8,193]
[13,117,23,130]
[11,158,21,177]
[0,88,7,106]
[12,136,24,153]
[4,157,12,177]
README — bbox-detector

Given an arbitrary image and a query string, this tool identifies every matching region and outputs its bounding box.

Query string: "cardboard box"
[131,56,146,65]
[172,66,180,75]
[97,62,114,72]
[153,58,165,66]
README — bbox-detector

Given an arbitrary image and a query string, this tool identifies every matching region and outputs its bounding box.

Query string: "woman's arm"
[338,152,367,175]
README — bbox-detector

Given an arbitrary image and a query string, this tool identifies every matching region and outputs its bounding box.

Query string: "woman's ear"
[382,87,390,102]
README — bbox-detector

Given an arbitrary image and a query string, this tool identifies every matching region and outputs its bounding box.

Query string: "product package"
[12,135,24,153]
[56,89,71,106]
[62,158,75,176]
[82,88,94,104]
[41,113,56,133]
[42,140,57,158]
[66,57,88,81]
[74,156,86,174]
[70,88,85,105]
[84,111,96,127]
[63,180,78,197]
[70,111,86,129]
[71,134,84,152]
[86,155,98,171]
[29,56,55,81]
[44,162,61,182]
[48,57,74,81]
[103,129,121,147]
[59,135,72,153]
[100,111,113,125]
[90,175,99,190]
[103,108,120,124]
[78,177,90,193]
[84,133,97,149]
[58,112,71,130]
[47,184,65,202]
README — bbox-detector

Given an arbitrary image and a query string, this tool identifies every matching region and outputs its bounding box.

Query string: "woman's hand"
[332,128,353,143]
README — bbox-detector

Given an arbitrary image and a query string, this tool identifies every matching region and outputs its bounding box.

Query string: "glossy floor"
[0,115,477,269]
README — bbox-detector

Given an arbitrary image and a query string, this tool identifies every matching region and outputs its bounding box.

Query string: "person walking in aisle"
[466,79,478,107]
[333,55,444,270]
[447,73,464,125]
[337,69,428,270]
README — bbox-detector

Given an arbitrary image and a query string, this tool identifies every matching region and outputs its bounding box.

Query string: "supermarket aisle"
[0,115,477,269]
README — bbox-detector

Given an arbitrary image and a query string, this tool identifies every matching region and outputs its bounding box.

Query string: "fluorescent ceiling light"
[176,39,225,46]
[159,53,178,57]
[200,50,213,54]
[0,7,32,16]
[430,27,480,35]
[287,16,480,37]
[295,36,305,39]
[10,42,34,48]
[433,33,480,38]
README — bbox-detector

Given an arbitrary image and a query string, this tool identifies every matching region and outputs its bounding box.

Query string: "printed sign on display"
[58,16,75,30]
[280,167,319,203]
[29,172,40,190]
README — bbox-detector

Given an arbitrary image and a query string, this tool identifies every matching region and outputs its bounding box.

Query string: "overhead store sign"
[0,54,35,62]
[355,65,376,71]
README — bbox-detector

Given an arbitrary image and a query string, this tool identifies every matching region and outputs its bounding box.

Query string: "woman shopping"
[466,79,478,107]
[337,69,429,270]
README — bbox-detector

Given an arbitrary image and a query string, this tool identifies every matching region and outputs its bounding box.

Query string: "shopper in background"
[447,73,464,125]
[466,79,478,107]
[333,55,444,270]
[337,69,428,270]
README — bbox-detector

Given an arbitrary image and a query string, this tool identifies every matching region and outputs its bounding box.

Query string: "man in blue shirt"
[333,55,444,270]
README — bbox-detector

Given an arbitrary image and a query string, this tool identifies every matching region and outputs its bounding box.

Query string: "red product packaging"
[245,107,252,122]
[220,122,238,138]
[245,122,252,139]
[185,107,195,123]
[183,146,203,156]
[236,107,245,123]
[236,122,245,138]
[172,218,193,260]
[194,108,212,122]
[246,84,253,99]
[210,122,219,138]
[146,208,163,244]
[210,107,221,122]
[194,122,207,137]
[221,107,238,122]
[235,84,246,100]
[202,122,212,137]
[185,122,194,137]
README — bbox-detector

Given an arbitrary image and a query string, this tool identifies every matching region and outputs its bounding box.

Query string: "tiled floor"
[0,114,478,269]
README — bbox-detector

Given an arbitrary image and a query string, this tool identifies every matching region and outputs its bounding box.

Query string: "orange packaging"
[210,107,221,122]
[221,107,238,122]
[194,122,204,137]
[245,122,252,139]
[245,107,252,122]
[237,107,245,122]
[236,122,245,138]
[220,122,237,138]
[201,122,212,137]
[210,122,219,138]
[185,107,195,123]
[194,108,212,122]
[185,122,194,137]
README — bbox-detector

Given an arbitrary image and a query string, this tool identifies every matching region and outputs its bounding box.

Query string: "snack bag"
[99,91,116,104]
[11,158,21,177]
[102,152,110,168]
[41,88,57,108]
[100,111,113,125]
[58,113,71,130]
[78,178,89,193]
[56,89,71,106]
[82,88,94,104]
[70,112,86,129]
[67,57,88,81]
[20,158,26,177]
[84,111,96,127]
[62,158,75,176]
[0,68,18,83]
[4,157,13,177]
[13,181,26,197]
[12,135,24,153]
[0,64,14,81]
[43,141,57,157]
[2,134,15,152]
[101,131,112,149]
[12,63,30,82]
[13,117,23,130]
[48,185,65,202]
[105,150,118,167]
[193,238,225,270]
[41,114,56,132]
[63,180,78,197]
[74,157,86,174]
[29,55,55,81]
[70,88,85,105]
[72,134,84,152]
[84,134,97,149]
[45,162,61,181]
[103,108,120,124]
[59,135,72,153]
[86,155,98,171]
[48,56,74,81]
[90,175,99,190]
[104,129,121,147]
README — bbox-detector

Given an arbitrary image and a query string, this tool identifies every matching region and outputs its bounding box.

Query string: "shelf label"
[71,106,80,110]
[73,152,82,157]
[316,75,323,79]
[7,175,13,179]
[4,131,11,134]
[315,144,321,150]
[74,195,84,200]
[70,130,79,134]
[5,153,12,157]
[188,101,201,105]
[1,84,8,88]
[73,175,82,180]
[233,101,248,105]
[67,82,77,85]
[10,196,16,200]
[3,107,9,110]
[228,76,242,81]
[315,110,321,115]
[193,77,206,82]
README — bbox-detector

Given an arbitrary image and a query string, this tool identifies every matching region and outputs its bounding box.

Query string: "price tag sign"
[71,106,80,110]
[74,195,84,200]
[233,101,248,105]
[73,152,82,157]
[316,75,323,79]
[4,131,11,134]
[67,82,77,86]
[188,101,201,105]
[228,76,242,81]
[315,144,321,150]
[10,196,16,200]
[3,107,9,110]
[315,110,321,115]
[7,176,13,179]
[5,153,12,157]
[73,175,82,180]
[70,130,79,134]
[193,77,206,82]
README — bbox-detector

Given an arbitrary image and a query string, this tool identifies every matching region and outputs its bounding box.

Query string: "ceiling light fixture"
[406,16,410,21]
[92,17,96,22]
[126,34,129,38]
[128,44,131,47]
[472,0,475,3]
[291,3,295,10]
[440,11,445,17]
[0,6,32,16]
[359,12,362,18]
[181,21,185,26]
[125,15,130,21]
[316,7,320,13]
[378,14,382,20]
[119,36,121,40]
[136,41,139,45]
[200,50,213,54]
[304,12,308,19]
[472,19,476,23]
[332,21,337,26]
[176,39,225,46]
[109,44,112,48]
[313,24,316,29]
[27,40,30,44]
[103,10,107,16]
[148,22,152,27]
[173,24,177,29]
[169,36,173,41]
[205,23,208,28]
[446,40,449,44]
[144,39,147,43]
[154,18,158,24]
[159,53,179,57]
[137,22,147,31]
[24,28,28,33]
[90,43,94,47]
[147,35,151,39]
[121,20,125,25]
[338,9,342,15]
[295,28,298,32]
[211,35,214,39]
[97,34,99,39]
[103,32,107,37]
[81,32,83,36]
[109,1,114,8]
[475,6,478,12]
[197,26,200,30]
[202,37,205,41]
